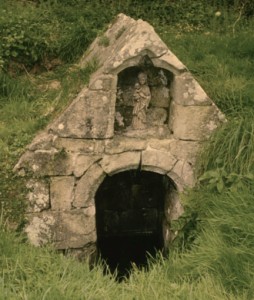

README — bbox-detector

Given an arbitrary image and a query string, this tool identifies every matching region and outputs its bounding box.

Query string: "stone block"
[122,125,172,139]
[170,102,222,141]
[74,163,105,208]
[25,213,56,246]
[73,154,100,178]
[26,132,57,151]
[50,176,75,210]
[14,149,74,176]
[141,149,177,174]
[171,160,195,187]
[166,171,185,192]
[54,208,96,249]
[26,180,50,212]
[168,193,184,221]
[151,50,186,73]
[49,89,115,139]
[25,209,96,249]
[105,136,147,154]
[172,72,212,106]
[148,139,173,152]
[105,20,168,74]
[53,137,105,154]
[89,73,117,91]
[169,140,202,165]
[99,151,141,175]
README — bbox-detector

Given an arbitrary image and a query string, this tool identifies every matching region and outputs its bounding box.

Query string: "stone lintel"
[99,151,141,175]
[141,149,177,174]
[148,139,174,152]
[105,136,148,154]
[106,53,148,75]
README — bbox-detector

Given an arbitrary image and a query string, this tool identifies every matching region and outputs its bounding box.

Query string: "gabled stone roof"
[80,13,186,74]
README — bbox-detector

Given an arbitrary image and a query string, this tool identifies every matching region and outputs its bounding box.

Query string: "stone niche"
[14,13,225,273]
[115,57,173,132]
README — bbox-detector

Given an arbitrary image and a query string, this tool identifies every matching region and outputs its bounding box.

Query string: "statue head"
[137,72,147,85]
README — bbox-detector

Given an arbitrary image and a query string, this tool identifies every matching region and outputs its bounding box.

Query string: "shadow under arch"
[94,168,178,279]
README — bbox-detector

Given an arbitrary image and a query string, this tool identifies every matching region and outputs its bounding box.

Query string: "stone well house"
[14,14,224,259]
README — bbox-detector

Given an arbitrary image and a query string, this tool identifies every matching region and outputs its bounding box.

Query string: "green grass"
[1,222,252,299]
[1,1,254,298]
[200,114,254,174]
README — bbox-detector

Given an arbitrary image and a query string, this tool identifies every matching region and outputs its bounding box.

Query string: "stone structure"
[14,14,225,259]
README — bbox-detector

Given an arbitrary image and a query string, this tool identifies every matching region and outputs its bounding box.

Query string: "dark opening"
[95,170,171,279]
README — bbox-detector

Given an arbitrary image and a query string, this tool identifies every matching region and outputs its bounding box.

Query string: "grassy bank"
[1,1,254,298]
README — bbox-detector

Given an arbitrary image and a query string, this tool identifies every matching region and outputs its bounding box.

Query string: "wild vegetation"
[1,0,254,299]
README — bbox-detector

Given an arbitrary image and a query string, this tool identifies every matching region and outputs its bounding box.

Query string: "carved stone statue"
[131,72,151,130]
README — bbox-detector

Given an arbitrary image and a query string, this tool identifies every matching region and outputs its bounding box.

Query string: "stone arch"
[109,50,181,76]
[85,150,185,271]
[73,149,186,228]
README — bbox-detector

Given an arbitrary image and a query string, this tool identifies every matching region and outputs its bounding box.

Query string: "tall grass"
[1,223,251,299]
[201,114,254,174]
[181,189,254,298]
[160,30,254,115]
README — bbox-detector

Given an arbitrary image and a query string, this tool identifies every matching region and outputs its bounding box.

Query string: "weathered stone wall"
[14,14,225,255]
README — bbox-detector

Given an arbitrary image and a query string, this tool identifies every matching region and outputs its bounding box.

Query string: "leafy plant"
[199,167,254,193]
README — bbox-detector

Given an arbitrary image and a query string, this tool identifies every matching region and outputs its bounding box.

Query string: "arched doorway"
[95,169,177,278]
